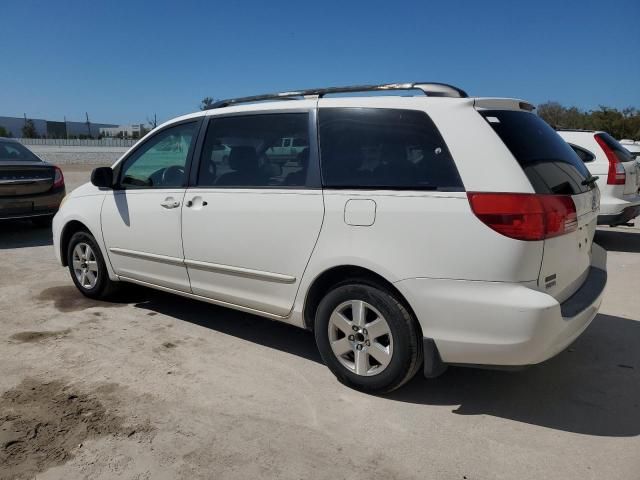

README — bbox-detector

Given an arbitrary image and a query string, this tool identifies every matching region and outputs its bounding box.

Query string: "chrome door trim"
[108,247,296,284]
[184,259,296,284]
[108,247,184,266]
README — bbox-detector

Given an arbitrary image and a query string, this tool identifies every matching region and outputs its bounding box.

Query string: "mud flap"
[423,337,447,378]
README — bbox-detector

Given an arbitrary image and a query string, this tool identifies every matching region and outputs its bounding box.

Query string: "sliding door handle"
[185,198,208,208]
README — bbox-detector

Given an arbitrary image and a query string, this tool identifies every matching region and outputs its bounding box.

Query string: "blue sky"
[1,0,639,125]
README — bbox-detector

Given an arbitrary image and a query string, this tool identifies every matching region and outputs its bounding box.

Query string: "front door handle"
[160,199,180,209]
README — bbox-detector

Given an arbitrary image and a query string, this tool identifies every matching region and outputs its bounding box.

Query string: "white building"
[100,124,146,139]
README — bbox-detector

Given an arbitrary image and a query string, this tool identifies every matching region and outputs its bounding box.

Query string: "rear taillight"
[594,134,625,185]
[53,166,64,189]
[467,192,577,241]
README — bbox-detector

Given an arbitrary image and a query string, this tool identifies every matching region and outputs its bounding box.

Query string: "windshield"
[480,110,592,195]
[0,141,41,162]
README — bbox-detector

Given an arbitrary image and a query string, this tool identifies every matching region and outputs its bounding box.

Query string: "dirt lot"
[0,164,639,480]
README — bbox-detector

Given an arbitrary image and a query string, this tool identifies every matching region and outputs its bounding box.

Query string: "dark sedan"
[0,138,65,226]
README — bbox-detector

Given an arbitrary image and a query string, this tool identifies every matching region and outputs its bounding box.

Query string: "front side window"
[119,122,197,189]
[197,113,310,187]
[318,108,463,190]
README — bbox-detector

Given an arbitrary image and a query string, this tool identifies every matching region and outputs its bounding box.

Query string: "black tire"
[314,282,423,393]
[32,215,53,227]
[66,230,118,300]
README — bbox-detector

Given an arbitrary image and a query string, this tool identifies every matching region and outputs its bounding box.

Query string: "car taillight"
[594,134,626,185]
[53,166,64,189]
[467,192,578,241]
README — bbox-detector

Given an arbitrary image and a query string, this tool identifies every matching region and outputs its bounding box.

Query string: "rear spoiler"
[473,98,535,112]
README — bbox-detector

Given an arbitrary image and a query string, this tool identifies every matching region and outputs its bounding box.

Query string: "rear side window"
[595,132,634,163]
[197,113,310,187]
[481,110,592,195]
[319,108,463,190]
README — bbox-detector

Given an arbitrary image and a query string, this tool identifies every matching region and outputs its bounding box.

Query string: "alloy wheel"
[72,242,99,289]
[327,300,393,376]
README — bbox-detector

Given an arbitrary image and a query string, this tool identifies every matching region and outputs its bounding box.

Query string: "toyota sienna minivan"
[52,82,607,392]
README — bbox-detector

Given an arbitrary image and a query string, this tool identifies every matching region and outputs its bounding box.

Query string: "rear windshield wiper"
[581,175,599,186]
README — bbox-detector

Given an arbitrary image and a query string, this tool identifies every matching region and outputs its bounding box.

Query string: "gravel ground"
[0,165,638,480]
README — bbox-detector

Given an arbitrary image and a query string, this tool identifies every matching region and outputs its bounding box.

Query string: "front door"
[101,120,199,292]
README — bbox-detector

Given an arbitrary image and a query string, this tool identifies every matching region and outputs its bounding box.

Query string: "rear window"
[480,110,592,195]
[0,141,40,162]
[319,108,463,190]
[595,132,634,163]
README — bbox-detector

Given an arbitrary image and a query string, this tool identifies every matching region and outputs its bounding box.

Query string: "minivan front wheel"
[66,231,118,299]
[315,283,422,393]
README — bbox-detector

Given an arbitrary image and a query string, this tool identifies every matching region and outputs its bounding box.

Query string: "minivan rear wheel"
[314,283,422,393]
[66,231,118,300]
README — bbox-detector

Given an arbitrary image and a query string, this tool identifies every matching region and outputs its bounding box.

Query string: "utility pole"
[85,112,91,138]
[64,116,68,140]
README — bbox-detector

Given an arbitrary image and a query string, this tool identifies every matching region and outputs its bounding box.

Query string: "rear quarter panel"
[293,98,547,327]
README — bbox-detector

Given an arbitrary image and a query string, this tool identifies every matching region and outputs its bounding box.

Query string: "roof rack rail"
[209,82,468,109]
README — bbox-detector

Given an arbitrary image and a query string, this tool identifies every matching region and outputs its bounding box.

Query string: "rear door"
[181,109,324,317]
[480,110,598,303]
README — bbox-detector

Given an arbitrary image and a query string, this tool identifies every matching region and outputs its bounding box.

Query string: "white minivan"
[53,83,607,392]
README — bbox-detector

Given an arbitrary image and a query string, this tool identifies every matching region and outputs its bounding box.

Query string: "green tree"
[537,102,565,127]
[200,97,216,110]
[537,102,640,140]
[0,125,10,137]
[21,119,37,138]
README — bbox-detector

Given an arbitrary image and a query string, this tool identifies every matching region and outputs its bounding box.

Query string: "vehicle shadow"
[594,228,640,253]
[0,220,53,249]
[390,313,640,437]
[131,286,639,437]
[132,288,322,364]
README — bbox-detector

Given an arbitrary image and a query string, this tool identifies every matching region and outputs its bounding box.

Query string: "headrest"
[229,146,258,172]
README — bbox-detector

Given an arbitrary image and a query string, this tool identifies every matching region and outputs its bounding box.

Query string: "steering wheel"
[161,165,185,186]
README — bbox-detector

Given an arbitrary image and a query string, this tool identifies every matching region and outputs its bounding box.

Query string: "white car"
[53,83,607,393]
[558,130,640,226]
[620,139,640,160]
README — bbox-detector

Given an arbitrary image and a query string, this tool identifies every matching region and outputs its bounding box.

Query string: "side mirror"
[91,167,114,189]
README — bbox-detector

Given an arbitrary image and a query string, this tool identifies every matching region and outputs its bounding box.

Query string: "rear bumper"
[599,193,640,225]
[0,189,65,220]
[395,244,607,369]
[598,204,640,226]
